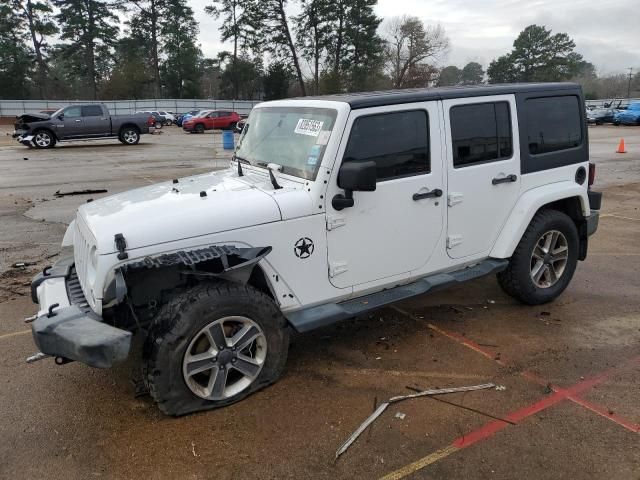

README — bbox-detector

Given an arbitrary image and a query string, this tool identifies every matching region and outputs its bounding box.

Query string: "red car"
[182,110,241,133]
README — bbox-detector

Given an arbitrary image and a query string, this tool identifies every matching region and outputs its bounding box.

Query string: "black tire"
[143,282,290,416]
[497,209,579,305]
[118,127,140,145]
[195,123,205,134]
[154,121,163,129]
[32,129,56,149]
[228,122,237,131]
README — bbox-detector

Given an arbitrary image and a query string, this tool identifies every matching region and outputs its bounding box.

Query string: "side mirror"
[332,160,376,210]
[57,114,64,120]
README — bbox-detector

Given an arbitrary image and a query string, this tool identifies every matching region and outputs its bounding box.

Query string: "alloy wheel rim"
[182,316,267,400]
[123,131,137,143]
[35,132,50,147]
[530,230,568,288]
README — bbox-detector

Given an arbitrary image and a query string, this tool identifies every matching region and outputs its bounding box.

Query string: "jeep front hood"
[78,170,282,254]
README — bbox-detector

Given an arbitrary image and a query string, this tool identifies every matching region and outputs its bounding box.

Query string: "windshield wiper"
[256,162,282,190]
[233,155,250,177]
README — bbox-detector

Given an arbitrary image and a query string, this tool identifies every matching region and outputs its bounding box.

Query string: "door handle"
[413,188,443,201]
[492,174,517,185]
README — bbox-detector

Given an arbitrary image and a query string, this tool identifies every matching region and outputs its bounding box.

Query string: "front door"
[326,102,445,289]
[60,106,84,138]
[443,95,521,259]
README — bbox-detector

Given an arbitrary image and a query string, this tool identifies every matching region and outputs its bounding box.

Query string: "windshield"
[235,106,338,180]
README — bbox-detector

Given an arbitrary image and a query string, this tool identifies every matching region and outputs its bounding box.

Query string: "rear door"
[444,95,521,259]
[326,102,445,289]
[81,105,110,136]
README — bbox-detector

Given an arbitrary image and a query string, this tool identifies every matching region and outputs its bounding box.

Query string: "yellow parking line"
[0,330,31,340]
[379,445,460,480]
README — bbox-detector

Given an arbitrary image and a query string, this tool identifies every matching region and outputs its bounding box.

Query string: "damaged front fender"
[123,245,272,284]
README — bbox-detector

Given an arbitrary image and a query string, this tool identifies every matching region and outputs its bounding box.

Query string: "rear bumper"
[29,257,131,368]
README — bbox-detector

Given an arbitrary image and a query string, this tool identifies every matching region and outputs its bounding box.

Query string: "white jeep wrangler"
[28,83,601,415]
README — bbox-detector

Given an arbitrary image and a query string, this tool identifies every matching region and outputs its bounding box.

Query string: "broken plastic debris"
[395,412,406,420]
[335,383,496,459]
[495,385,506,391]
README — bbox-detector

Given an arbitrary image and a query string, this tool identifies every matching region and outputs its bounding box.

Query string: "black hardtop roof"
[303,82,581,109]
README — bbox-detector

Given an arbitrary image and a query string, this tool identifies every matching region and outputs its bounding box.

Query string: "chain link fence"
[0,99,261,117]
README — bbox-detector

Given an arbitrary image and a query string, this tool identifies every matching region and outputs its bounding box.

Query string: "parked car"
[26,83,601,416]
[135,111,164,129]
[613,102,640,125]
[174,110,200,127]
[14,104,155,149]
[587,108,617,125]
[182,110,241,133]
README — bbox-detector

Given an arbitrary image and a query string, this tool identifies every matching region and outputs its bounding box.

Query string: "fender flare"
[490,182,589,259]
[104,245,272,304]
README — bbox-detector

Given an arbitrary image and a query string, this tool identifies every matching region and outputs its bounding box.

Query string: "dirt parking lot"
[0,124,639,479]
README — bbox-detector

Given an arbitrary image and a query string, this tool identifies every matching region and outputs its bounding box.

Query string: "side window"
[64,106,82,118]
[208,112,219,118]
[526,96,582,155]
[450,102,512,168]
[343,110,430,181]
[81,105,103,117]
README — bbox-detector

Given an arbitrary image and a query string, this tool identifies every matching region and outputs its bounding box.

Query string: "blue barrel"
[222,130,235,150]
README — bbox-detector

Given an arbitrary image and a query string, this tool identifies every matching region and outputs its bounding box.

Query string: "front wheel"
[497,209,579,305]
[32,130,56,149]
[144,282,290,416]
[195,123,205,133]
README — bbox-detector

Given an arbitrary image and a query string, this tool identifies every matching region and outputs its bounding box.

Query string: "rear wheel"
[33,129,56,149]
[119,127,140,145]
[228,122,237,131]
[195,123,205,133]
[144,282,289,416]
[154,121,163,129]
[497,209,579,305]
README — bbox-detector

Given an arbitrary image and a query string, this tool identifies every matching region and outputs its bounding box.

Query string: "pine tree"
[125,0,166,97]
[0,1,33,98]
[205,0,261,99]
[12,0,58,98]
[160,0,202,98]
[53,0,119,99]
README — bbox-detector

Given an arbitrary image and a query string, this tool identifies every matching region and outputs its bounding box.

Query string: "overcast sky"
[190,0,639,75]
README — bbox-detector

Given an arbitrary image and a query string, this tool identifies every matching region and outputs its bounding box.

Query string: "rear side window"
[343,110,430,181]
[450,102,513,168]
[81,105,103,117]
[526,96,582,154]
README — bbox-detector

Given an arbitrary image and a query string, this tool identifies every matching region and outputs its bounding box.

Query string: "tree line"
[1,0,638,102]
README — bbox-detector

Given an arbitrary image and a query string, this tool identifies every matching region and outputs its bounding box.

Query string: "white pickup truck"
[27,83,601,415]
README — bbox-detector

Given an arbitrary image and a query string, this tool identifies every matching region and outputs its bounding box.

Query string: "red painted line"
[566,395,639,433]
[427,323,507,366]
[453,390,565,448]
[452,356,640,448]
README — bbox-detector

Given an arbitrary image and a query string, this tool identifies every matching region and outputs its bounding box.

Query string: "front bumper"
[29,257,131,368]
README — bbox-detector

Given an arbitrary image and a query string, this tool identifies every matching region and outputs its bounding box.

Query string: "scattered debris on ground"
[335,383,496,460]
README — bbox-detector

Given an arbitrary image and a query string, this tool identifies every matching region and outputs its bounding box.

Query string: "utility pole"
[628,67,634,99]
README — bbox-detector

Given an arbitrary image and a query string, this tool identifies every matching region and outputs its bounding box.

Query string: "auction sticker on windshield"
[295,119,324,137]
